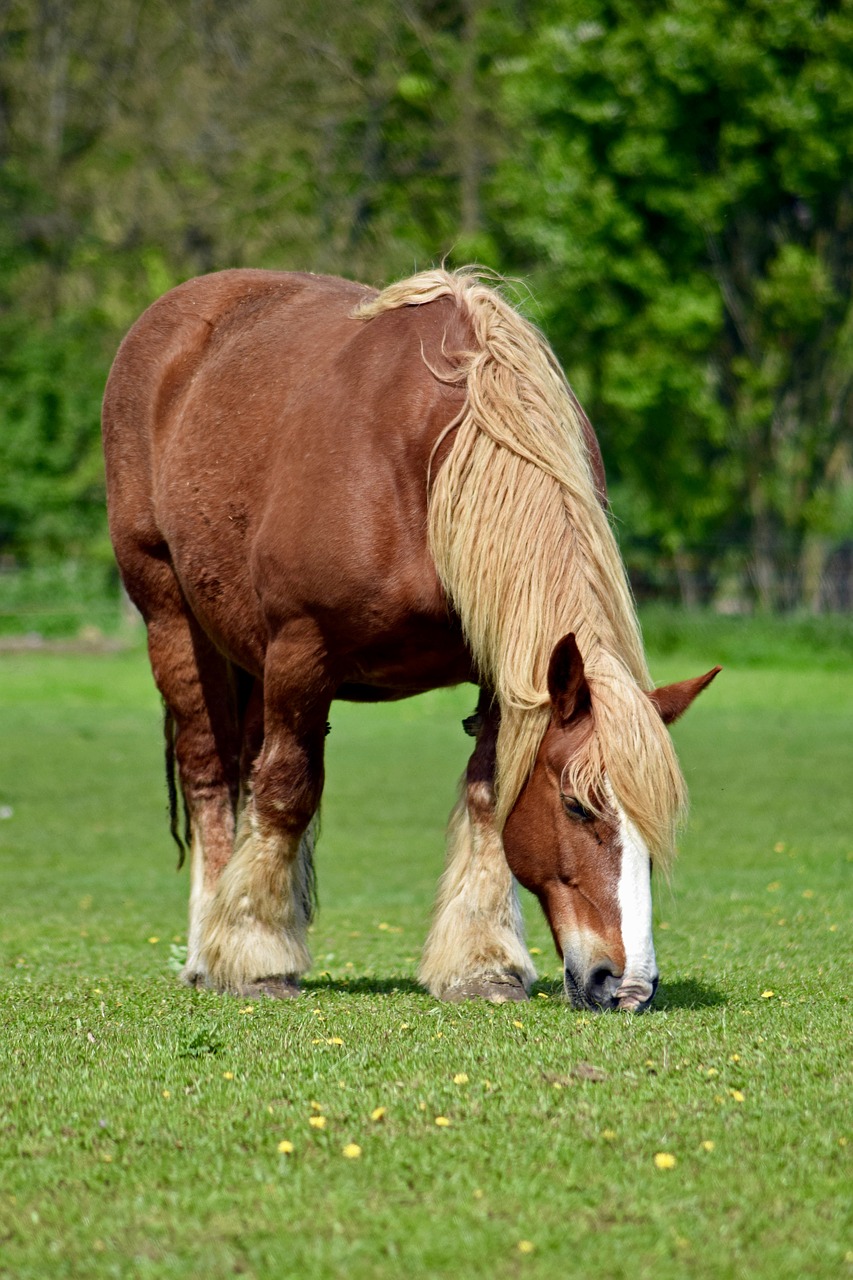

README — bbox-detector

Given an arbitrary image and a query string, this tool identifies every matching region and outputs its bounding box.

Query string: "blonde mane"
[354,268,686,867]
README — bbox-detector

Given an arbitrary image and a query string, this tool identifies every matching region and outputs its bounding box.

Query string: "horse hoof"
[442,972,529,1004]
[237,975,301,1000]
[179,967,206,989]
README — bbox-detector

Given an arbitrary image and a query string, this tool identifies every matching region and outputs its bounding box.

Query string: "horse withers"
[102,267,718,1012]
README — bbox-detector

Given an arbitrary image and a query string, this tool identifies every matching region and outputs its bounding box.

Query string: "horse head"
[503,633,720,1012]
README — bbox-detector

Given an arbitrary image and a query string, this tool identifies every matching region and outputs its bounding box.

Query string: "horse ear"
[648,666,721,725]
[547,633,592,724]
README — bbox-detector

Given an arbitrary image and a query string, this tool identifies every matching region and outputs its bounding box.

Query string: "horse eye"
[562,795,593,822]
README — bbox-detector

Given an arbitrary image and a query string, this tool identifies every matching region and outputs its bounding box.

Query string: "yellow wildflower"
[326,1036,344,1045]
[370,1107,386,1122]
[730,1089,745,1103]
[342,1143,362,1159]
[654,1152,676,1170]
[761,990,775,999]
[309,1115,326,1129]
[453,1073,469,1085]
[278,1140,294,1154]
[701,1141,715,1152]
[222,1071,234,1080]
[434,1116,451,1127]
[518,1241,535,1254]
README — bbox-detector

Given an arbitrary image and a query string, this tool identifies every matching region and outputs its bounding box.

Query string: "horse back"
[103,270,473,687]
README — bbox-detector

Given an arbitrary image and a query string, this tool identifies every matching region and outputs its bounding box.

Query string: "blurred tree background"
[1,0,852,616]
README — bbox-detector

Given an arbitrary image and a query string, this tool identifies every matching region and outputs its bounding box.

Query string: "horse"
[102,267,719,1013]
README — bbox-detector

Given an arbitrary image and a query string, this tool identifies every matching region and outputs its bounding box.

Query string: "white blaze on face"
[614,801,658,1001]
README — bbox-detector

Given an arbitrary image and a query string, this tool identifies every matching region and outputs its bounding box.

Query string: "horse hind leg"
[142,592,243,988]
[419,699,537,1003]
[197,635,328,996]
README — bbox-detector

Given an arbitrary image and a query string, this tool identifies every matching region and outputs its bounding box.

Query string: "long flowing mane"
[354,269,686,867]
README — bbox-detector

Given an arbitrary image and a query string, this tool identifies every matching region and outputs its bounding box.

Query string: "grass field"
[0,643,850,1279]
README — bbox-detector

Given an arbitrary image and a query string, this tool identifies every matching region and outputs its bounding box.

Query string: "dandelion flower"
[654,1152,676,1170]
[239,1006,254,1015]
[518,1240,535,1254]
[326,1037,344,1045]
[435,1116,451,1127]
[602,1129,616,1141]
[370,1107,386,1122]
[730,1089,745,1103]
[278,1140,294,1154]
[222,1071,234,1080]
[512,1020,523,1029]
[453,1073,469,1085]
[701,1141,715,1152]
[761,990,774,999]
[148,937,159,944]
[161,1090,171,1099]
[309,1115,326,1129]
[342,1143,362,1159]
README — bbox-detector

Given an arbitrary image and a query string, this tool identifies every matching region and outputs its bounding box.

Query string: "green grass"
[0,561,125,639]
[0,647,851,1279]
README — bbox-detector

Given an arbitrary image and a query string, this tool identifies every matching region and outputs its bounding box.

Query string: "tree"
[494,0,853,609]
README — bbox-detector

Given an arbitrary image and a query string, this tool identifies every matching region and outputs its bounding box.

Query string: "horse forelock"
[355,267,685,869]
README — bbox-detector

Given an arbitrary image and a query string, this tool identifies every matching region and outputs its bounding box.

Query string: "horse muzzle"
[564,960,659,1013]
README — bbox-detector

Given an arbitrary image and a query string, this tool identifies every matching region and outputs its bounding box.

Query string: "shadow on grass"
[302,975,425,997]
[289,974,726,1010]
[654,978,726,1010]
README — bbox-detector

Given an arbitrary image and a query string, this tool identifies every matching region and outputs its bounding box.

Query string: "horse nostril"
[586,963,622,1009]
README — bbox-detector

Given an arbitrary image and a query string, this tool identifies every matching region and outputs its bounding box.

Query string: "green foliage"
[0,560,122,636]
[0,0,851,609]
[0,651,850,1277]
[494,0,853,606]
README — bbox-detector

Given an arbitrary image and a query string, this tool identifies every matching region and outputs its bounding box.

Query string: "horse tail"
[297,812,320,926]
[163,704,191,869]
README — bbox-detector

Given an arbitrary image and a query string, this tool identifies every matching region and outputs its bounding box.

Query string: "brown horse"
[102,267,718,1012]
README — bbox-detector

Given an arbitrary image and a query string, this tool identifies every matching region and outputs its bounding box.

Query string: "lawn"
[0,643,850,1279]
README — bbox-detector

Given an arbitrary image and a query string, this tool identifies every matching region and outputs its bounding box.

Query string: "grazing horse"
[102,267,718,1012]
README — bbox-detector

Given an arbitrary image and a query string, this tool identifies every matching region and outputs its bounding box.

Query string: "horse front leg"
[419,693,537,1003]
[198,642,330,997]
